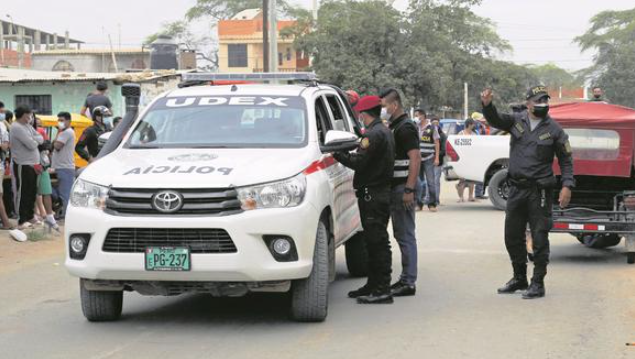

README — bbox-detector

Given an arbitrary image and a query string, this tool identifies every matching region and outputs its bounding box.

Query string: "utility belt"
[507,175,557,190]
[355,185,390,202]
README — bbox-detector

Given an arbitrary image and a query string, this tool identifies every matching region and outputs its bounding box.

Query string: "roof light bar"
[181,72,318,83]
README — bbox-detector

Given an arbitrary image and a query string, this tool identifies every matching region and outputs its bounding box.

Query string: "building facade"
[217,9,309,73]
[31,49,151,74]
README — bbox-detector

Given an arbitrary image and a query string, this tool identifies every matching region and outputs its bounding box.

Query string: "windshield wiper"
[127,145,161,149]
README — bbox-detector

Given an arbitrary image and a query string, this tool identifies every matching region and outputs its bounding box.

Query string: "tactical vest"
[419,124,436,159]
[392,119,414,179]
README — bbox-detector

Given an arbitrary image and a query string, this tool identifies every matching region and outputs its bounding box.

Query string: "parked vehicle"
[440,119,463,181]
[447,102,635,264]
[65,73,368,322]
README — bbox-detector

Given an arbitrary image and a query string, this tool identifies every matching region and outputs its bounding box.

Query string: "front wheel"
[80,279,123,322]
[488,169,509,211]
[345,232,368,277]
[290,221,329,322]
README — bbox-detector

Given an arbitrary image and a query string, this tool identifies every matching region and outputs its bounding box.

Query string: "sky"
[2,0,634,72]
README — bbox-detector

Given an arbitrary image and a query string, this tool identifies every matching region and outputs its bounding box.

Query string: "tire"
[488,169,509,211]
[80,279,123,322]
[627,252,635,265]
[345,232,369,277]
[290,221,329,322]
[576,233,622,249]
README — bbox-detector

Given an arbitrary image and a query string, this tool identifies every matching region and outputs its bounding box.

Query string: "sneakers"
[44,215,60,232]
[390,281,416,297]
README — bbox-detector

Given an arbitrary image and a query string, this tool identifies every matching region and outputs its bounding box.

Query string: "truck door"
[319,93,362,244]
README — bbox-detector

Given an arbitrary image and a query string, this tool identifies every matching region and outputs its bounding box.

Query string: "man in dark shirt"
[81,81,113,118]
[334,95,395,304]
[76,107,110,163]
[380,88,421,297]
[481,85,574,299]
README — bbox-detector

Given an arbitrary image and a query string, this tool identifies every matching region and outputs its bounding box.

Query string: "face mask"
[58,122,66,130]
[380,108,390,121]
[0,113,5,121]
[28,116,34,125]
[532,104,549,118]
[594,94,602,99]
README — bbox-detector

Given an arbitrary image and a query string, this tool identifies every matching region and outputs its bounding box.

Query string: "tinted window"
[228,44,248,68]
[325,95,349,132]
[565,128,620,161]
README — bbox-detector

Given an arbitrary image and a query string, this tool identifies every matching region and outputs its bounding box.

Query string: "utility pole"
[262,0,269,72]
[269,0,278,72]
[463,82,469,120]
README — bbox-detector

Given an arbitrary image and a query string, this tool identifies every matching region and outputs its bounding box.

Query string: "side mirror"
[321,130,359,152]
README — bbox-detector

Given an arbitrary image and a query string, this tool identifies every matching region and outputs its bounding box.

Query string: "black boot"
[357,288,394,304]
[522,279,546,299]
[497,263,529,294]
[523,266,547,299]
[348,284,373,299]
[390,281,416,297]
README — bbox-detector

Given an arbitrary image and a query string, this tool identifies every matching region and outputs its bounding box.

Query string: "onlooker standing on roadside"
[589,86,609,103]
[80,81,112,118]
[431,117,446,206]
[380,88,420,297]
[10,105,43,229]
[456,118,477,202]
[414,109,439,212]
[32,117,59,231]
[76,107,109,163]
[52,112,76,219]
[0,102,15,229]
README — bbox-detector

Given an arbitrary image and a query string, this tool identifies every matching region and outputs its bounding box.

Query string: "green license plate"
[145,247,191,271]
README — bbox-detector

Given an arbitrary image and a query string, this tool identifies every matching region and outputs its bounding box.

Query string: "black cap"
[526,85,550,101]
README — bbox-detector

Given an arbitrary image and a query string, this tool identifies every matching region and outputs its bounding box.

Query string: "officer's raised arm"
[481,88,515,131]
[332,132,378,171]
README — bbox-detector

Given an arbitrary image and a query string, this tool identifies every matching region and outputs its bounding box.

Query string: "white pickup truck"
[445,134,510,210]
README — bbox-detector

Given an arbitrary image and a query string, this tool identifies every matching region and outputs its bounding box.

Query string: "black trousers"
[13,163,37,225]
[505,185,553,276]
[357,188,392,291]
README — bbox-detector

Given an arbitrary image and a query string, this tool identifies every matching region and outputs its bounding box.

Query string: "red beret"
[354,95,382,113]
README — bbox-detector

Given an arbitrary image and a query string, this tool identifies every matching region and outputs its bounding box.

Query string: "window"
[15,95,52,115]
[228,44,248,68]
[278,52,283,66]
[126,96,308,149]
[286,48,292,61]
[315,97,332,145]
[325,94,350,132]
[565,128,620,161]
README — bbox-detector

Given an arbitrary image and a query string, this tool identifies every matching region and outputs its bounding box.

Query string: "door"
[319,93,362,244]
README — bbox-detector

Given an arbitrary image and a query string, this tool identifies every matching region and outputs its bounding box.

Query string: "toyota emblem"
[152,191,183,213]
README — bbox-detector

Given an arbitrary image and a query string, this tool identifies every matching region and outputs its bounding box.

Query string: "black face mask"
[532,104,549,118]
[594,94,602,99]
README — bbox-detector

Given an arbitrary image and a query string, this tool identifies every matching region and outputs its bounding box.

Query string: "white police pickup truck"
[65,73,368,322]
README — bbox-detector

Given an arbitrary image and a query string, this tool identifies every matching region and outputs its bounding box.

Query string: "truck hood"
[79,148,317,188]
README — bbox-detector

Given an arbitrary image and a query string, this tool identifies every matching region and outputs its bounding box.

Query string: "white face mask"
[0,113,5,121]
[380,108,390,121]
[28,116,34,125]
[58,122,66,130]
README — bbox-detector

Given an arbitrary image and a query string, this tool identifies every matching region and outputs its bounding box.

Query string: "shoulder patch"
[514,122,525,134]
[360,138,370,149]
[564,140,572,154]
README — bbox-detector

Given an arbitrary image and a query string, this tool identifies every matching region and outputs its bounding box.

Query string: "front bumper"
[64,202,320,282]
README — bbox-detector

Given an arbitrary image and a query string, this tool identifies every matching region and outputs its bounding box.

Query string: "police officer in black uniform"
[333,95,395,304]
[481,85,574,299]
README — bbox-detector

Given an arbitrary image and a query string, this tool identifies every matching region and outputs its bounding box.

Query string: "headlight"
[237,173,306,210]
[70,179,109,210]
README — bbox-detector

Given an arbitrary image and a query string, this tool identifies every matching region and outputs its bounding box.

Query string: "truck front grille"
[102,228,238,254]
[105,188,243,216]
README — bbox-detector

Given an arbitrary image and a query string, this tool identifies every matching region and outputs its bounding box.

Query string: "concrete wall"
[31,53,150,73]
[0,81,124,117]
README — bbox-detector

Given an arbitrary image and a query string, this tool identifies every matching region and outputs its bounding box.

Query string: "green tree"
[526,63,582,89]
[575,7,635,107]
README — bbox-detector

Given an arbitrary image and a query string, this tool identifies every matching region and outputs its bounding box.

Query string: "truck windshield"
[126,95,308,149]
[565,128,620,161]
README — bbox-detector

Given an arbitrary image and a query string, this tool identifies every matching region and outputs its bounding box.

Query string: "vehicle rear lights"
[553,223,605,231]
[624,196,635,210]
[69,234,91,260]
[263,236,298,262]
[446,142,460,162]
